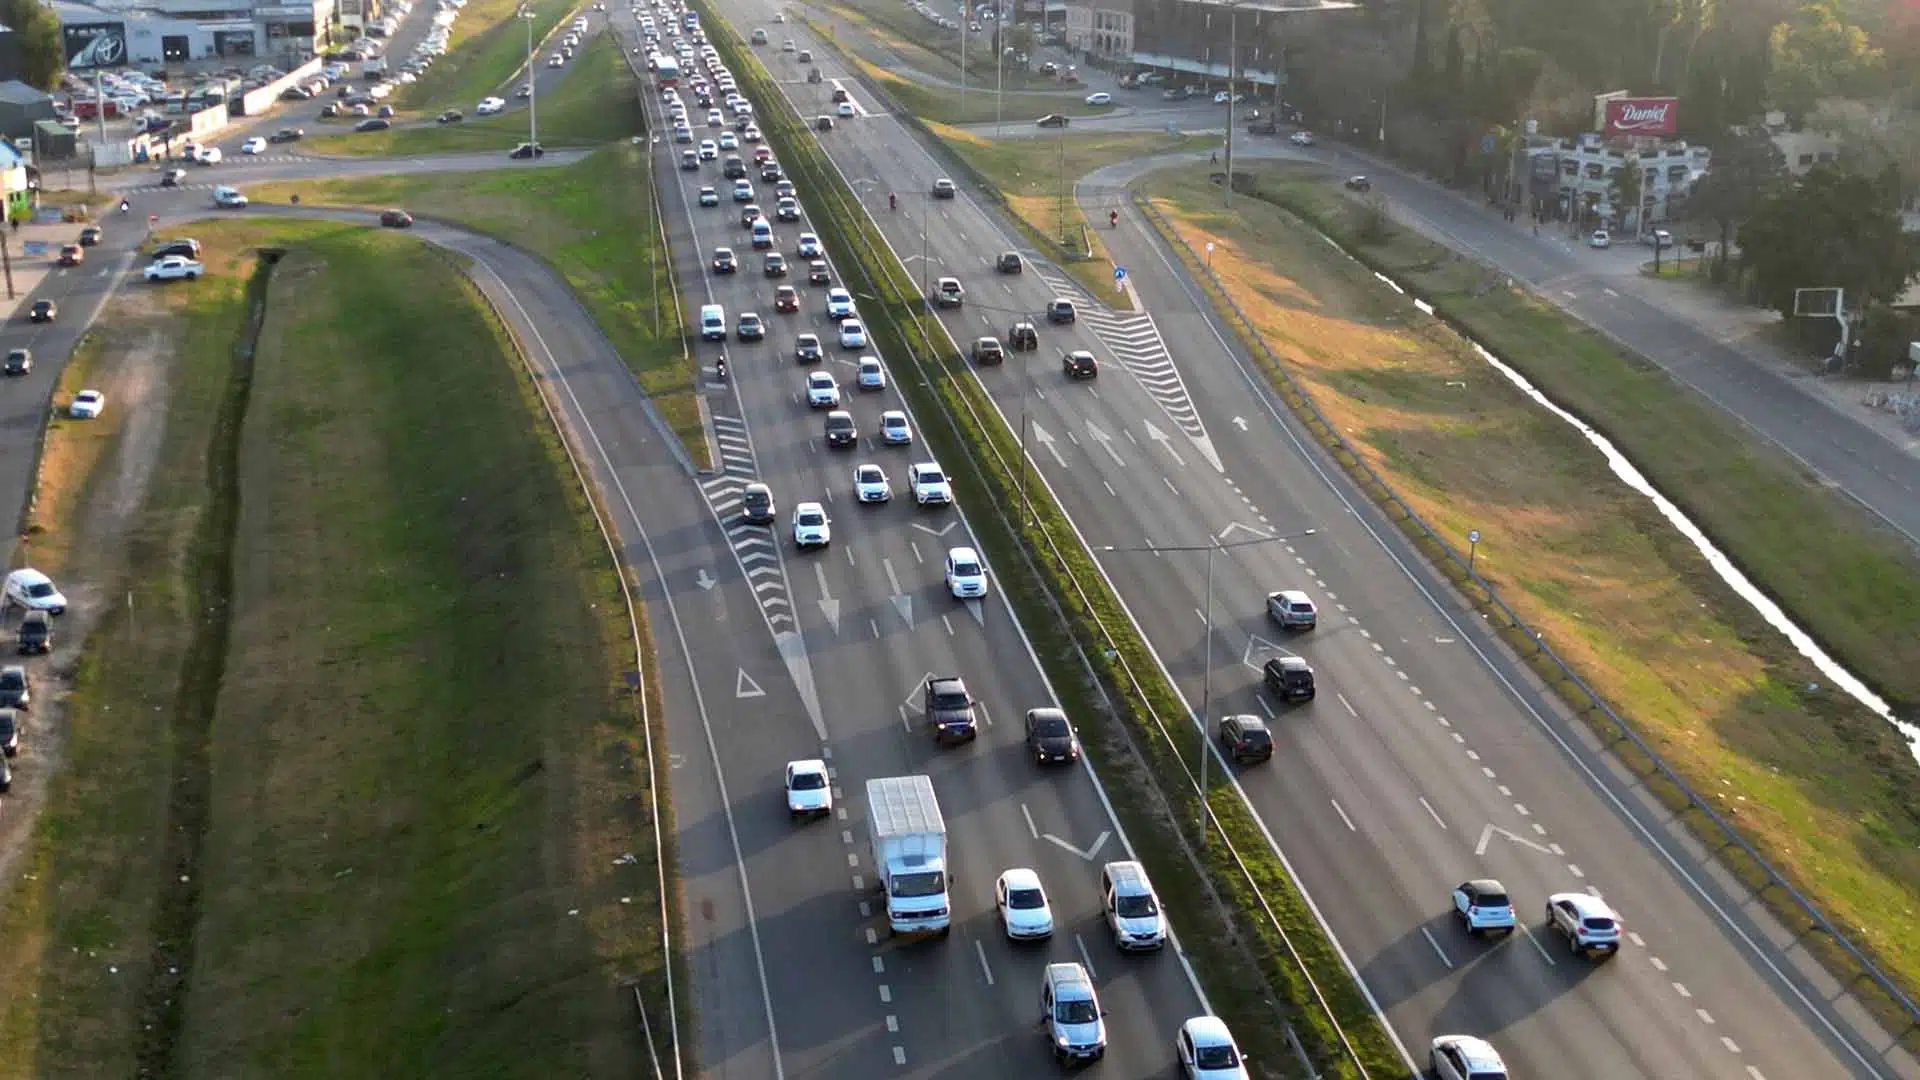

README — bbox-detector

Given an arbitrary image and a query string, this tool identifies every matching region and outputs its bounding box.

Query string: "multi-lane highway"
[683,5,1917,1079]
[615,6,1221,1079]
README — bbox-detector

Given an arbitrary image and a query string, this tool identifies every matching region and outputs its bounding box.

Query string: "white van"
[699,303,727,341]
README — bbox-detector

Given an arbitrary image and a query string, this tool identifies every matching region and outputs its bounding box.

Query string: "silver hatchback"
[1265,589,1317,630]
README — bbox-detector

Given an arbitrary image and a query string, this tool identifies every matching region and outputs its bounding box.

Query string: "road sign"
[1114,266,1127,281]
[1480,134,1496,154]
[22,241,46,257]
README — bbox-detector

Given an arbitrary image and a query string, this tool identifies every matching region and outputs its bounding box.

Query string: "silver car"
[1265,589,1317,630]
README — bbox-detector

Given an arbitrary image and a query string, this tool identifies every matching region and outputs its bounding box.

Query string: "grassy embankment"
[1144,163,1920,1041]
[248,144,704,469]
[699,6,1404,1077]
[0,220,676,1078]
[397,0,578,113]
[312,31,640,156]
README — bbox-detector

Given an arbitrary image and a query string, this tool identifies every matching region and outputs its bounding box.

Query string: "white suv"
[1101,861,1166,950]
[909,462,952,506]
[1430,1035,1508,1080]
[791,501,831,549]
[1545,892,1622,958]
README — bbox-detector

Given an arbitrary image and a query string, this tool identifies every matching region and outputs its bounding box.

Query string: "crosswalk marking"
[699,413,798,633]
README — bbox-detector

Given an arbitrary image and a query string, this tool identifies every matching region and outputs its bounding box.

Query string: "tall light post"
[1220,0,1244,207]
[1096,526,1317,843]
[958,1,969,120]
[520,8,539,150]
[993,25,1005,138]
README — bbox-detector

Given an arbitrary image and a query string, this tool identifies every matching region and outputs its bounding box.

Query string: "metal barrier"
[700,11,1382,1076]
[1133,191,1920,1038]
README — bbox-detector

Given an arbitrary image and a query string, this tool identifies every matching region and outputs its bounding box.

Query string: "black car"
[1063,350,1097,379]
[763,253,787,277]
[1008,322,1039,351]
[807,260,831,285]
[3,349,28,376]
[723,156,747,179]
[320,103,341,118]
[1024,708,1079,764]
[354,118,392,132]
[269,127,306,142]
[1046,298,1077,324]
[1262,656,1316,702]
[78,226,103,246]
[823,409,857,449]
[736,313,766,341]
[0,665,30,710]
[1036,113,1070,128]
[151,239,201,261]
[813,115,834,132]
[0,708,16,758]
[794,333,823,363]
[510,141,545,158]
[760,163,783,182]
[1344,175,1371,191]
[712,248,738,273]
[995,251,1022,274]
[924,675,977,743]
[741,482,776,524]
[159,168,187,188]
[1218,714,1273,764]
[28,300,56,324]
[15,611,50,656]
[437,109,464,123]
[379,209,414,228]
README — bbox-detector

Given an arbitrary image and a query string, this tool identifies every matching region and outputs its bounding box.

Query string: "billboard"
[63,21,128,70]
[1603,97,1678,137]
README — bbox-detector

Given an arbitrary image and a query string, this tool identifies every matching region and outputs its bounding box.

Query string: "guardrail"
[697,10,1394,1077]
[1133,189,1920,1042]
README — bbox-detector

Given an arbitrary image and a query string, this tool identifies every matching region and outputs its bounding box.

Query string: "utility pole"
[525,10,539,148]
[1222,2,1238,207]
[958,0,968,121]
[1,236,14,299]
[994,25,1004,138]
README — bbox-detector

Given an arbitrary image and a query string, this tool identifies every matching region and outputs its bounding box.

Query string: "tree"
[1006,23,1035,73]
[0,0,64,89]
[1766,0,1883,120]
[1737,164,1918,316]
[1689,128,1786,276]
[1607,160,1642,228]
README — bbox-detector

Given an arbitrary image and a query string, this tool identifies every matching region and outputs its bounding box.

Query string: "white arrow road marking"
[736,668,766,699]
[910,520,958,537]
[694,568,718,590]
[882,557,914,626]
[814,563,841,633]
[1142,420,1187,467]
[1217,522,1271,541]
[1084,421,1126,466]
[1042,830,1112,862]
[1232,416,1249,431]
[1028,421,1069,468]
[1242,632,1296,672]
[1475,823,1554,857]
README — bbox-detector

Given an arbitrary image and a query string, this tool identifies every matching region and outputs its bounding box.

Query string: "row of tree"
[1,0,65,91]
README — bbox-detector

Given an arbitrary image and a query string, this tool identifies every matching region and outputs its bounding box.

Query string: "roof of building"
[0,81,51,107]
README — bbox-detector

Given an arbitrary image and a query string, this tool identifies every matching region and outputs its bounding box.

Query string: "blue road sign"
[1114,266,1128,281]
[22,241,47,257]
[1480,134,1497,154]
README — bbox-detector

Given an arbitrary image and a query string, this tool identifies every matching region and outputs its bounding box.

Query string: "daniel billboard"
[1602,97,1679,137]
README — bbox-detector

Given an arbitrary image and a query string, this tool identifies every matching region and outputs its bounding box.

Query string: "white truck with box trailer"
[866,776,951,936]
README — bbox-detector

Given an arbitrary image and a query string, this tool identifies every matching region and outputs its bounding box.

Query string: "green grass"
[246,144,705,469]
[698,8,1402,1078]
[1162,162,1920,1040]
[312,32,640,156]
[398,0,578,113]
[814,0,1072,97]
[815,20,1110,126]
[0,220,673,1076]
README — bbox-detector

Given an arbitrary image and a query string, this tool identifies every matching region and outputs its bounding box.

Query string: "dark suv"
[3,349,29,376]
[1063,350,1098,379]
[925,675,978,743]
[1262,656,1315,702]
[1046,298,1077,324]
[16,611,51,655]
[1218,714,1273,764]
[1024,707,1078,764]
[995,251,1023,274]
[0,665,31,710]
[823,410,857,448]
[0,707,16,757]
[740,482,776,524]
[1008,322,1038,351]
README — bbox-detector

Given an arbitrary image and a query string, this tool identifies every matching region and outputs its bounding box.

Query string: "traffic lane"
[1114,215,1891,1077]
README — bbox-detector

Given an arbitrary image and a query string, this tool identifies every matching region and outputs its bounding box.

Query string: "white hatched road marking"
[1059,300,1224,473]
[699,413,799,634]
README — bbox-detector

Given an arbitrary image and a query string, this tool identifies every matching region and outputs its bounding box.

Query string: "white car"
[775,197,800,221]
[825,287,854,319]
[805,370,841,408]
[1430,1034,1508,1080]
[909,462,951,505]
[1452,879,1516,935]
[1084,91,1111,105]
[853,463,891,503]
[192,145,222,164]
[1589,229,1611,248]
[475,95,506,114]
[1176,1016,1250,1080]
[791,501,831,548]
[743,123,763,141]
[995,867,1054,939]
[706,108,724,127]
[240,136,267,154]
[212,185,249,208]
[3,568,66,615]
[838,319,867,350]
[835,100,855,118]
[732,179,754,201]
[856,355,886,390]
[945,546,987,598]
[145,255,203,282]
[69,389,105,418]
[1545,892,1622,957]
[698,139,718,160]
[718,131,738,150]
[796,233,822,258]
[879,410,912,445]
[1289,130,1315,145]
[784,758,832,818]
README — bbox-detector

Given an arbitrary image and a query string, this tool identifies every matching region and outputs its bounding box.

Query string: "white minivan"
[699,303,727,341]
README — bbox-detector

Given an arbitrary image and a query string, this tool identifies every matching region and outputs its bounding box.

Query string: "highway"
[616,6,1216,1079]
[699,5,1917,1080]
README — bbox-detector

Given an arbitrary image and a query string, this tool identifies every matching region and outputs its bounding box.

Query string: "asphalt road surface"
[617,7,1218,1079]
[697,5,1919,1080]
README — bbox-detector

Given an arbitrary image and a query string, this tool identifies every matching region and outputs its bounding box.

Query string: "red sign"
[1603,97,1678,136]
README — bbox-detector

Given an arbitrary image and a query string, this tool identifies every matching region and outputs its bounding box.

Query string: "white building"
[1529,136,1712,231]
[51,0,336,71]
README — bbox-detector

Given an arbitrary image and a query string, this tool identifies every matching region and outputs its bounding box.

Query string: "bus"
[655,54,681,87]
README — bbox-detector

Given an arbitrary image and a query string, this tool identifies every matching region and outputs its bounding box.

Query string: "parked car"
[15,610,50,655]
[3,568,65,614]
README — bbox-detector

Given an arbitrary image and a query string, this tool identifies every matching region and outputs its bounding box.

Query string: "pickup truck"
[924,675,978,743]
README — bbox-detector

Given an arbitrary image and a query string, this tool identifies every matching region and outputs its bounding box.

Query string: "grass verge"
[1144,163,1920,1038]
[700,7,1401,1077]
[313,31,639,156]
[0,220,677,1077]
[812,0,1072,97]
[246,143,705,469]
[399,0,577,113]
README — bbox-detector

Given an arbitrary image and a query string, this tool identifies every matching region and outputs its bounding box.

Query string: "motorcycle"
[1109,209,1118,228]
[888,193,897,212]
[715,358,728,381]
[119,199,130,214]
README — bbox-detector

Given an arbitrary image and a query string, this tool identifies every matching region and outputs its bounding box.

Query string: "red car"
[379,209,414,228]
[773,285,800,313]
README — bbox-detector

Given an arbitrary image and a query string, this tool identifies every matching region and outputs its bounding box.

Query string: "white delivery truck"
[866,776,950,936]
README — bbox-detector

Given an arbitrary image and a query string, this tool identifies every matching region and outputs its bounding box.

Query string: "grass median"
[699,7,1401,1077]
[312,31,639,156]
[399,0,578,112]
[1142,163,1920,1036]
[0,220,674,1077]
[246,144,705,469]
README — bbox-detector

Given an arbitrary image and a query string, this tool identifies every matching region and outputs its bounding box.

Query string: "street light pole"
[522,9,539,149]
[994,26,1005,138]
[1222,2,1238,207]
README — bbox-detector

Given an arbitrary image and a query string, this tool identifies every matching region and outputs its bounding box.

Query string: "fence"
[1132,191,1920,1041]
[234,57,326,117]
